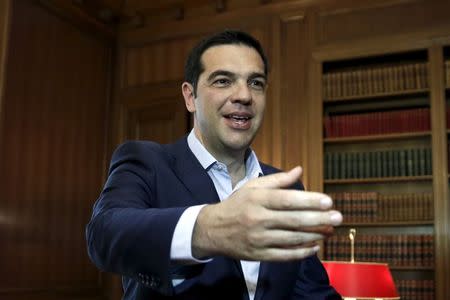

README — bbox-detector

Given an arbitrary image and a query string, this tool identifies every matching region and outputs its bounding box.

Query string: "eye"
[212,78,231,87]
[248,79,266,90]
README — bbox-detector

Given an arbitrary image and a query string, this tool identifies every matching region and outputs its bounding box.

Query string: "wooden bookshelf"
[324,176,433,184]
[391,266,434,271]
[324,88,429,103]
[320,48,444,300]
[324,131,431,144]
[342,221,434,227]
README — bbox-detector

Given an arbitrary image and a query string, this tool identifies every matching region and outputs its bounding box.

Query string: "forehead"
[200,44,265,75]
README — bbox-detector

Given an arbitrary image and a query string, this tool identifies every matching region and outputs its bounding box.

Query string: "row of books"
[322,62,428,99]
[324,107,430,138]
[395,279,434,300]
[329,192,434,223]
[324,148,432,180]
[325,234,434,267]
[445,60,450,88]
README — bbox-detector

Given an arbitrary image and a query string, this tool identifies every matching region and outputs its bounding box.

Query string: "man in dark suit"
[86,30,343,300]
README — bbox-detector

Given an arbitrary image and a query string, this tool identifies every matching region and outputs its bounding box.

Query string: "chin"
[220,128,258,149]
[225,137,254,152]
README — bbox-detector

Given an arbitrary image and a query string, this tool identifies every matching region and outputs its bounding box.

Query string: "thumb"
[246,166,302,189]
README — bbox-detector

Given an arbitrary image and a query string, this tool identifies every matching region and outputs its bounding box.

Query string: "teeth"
[229,115,249,120]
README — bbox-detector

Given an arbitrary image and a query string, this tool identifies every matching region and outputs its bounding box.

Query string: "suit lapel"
[165,136,220,205]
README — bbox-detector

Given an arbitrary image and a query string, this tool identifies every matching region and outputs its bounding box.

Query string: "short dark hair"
[184,29,269,96]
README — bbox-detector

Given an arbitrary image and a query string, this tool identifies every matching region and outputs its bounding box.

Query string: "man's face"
[183,44,267,158]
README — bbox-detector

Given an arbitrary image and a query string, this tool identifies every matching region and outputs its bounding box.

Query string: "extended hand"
[191,167,343,261]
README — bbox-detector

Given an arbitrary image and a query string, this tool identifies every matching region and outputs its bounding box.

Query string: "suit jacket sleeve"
[86,141,185,296]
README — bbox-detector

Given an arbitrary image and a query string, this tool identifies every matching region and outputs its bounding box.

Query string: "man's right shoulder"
[110,140,165,159]
[111,137,188,163]
[115,140,163,153]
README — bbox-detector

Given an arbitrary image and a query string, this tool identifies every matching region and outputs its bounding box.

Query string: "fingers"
[265,209,343,229]
[259,189,333,211]
[300,225,335,236]
[256,245,321,262]
[246,166,302,189]
[251,229,325,248]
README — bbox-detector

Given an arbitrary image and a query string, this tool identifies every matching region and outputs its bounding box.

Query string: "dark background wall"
[0,1,112,299]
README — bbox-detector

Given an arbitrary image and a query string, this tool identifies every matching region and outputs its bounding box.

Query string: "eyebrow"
[207,70,267,82]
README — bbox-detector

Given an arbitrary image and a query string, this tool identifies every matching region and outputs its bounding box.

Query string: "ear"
[182,82,196,113]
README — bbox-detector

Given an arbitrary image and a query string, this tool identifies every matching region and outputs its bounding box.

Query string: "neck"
[226,158,247,188]
[211,149,247,187]
[193,129,248,187]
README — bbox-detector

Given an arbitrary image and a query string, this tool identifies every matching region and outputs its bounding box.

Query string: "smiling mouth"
[223,114,253,129]
[224,114,252,121]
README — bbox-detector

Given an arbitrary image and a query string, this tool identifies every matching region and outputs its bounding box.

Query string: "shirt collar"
[187,130,216,170]
[187,129,263,176]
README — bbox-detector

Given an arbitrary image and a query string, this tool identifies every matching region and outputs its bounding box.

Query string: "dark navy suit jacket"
[86,136,340,300]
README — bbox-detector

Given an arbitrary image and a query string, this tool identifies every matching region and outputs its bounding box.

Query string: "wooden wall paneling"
[182,1,222,19]
[311,1,450,61]
[98,32,120,300]
[122,0,183,14]
[306,19,324,256]
[316,0,450,46]
[121,0,403,33]
[242,25,275,165]
[124,36,198,88]
[305,9,323,193]
[428,45,450,300]
[122,0,286,26]
[118,1,316,46]
[108,45,126,165]
[311,1,450,62]
[274,12,309,175]
[122,80,189,142]
[0,0,112,299]
[126,101,187,142]
[1,289,103,300]
[0,0,11,170]
[117,36,200,158]
[306,59,323,192]
[37,0,116,41]
[268,15,282,169]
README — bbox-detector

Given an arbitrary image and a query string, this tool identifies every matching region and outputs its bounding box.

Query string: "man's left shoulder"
[258,162,281,175]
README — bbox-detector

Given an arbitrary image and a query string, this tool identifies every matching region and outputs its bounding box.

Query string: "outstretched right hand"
[191,166,343,261]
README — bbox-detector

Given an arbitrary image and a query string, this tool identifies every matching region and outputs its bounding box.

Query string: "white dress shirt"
[170,130,263,300]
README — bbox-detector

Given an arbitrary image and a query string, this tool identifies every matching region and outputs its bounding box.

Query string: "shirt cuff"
[170,204,211,263]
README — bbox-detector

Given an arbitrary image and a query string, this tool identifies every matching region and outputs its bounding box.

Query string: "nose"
[230,81,252,105]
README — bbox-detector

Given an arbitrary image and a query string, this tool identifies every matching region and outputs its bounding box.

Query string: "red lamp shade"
[322,261,399,299]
